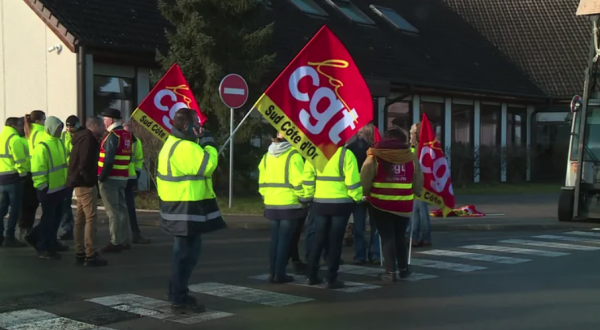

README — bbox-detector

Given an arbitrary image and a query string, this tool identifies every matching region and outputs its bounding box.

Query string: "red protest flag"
[253,25,373,171]
[417,113,456,217]
[373,126,382,143]
[131,63,208,141]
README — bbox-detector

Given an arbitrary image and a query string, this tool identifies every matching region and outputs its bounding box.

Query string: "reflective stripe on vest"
[98,129,132,179]
[32,141,67,193]
[0,134,20,177]
[156,140,210,182]
[260,150,302,210]
[369,158,414,213]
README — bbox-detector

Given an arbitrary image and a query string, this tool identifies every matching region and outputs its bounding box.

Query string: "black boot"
[84,254,108,267]
[379,272,398,283]
[171,295,206,314]
[75,253,85,265]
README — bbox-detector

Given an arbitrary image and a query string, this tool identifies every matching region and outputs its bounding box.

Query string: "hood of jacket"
[367,138,414,164]
[72,128,96,145]
[268,141,292,157]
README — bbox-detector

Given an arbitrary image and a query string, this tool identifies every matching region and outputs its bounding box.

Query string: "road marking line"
[485,213,505,216]
[499,239,600,251]
[86,293,233,324]
[419,249,530,264]
[188,282,312,306]
[410,258,486,272]
[0,308,115,330]
[460,244,569,257]
[223,87,245,95]
[564,231,600,238]
[533,234,600,244]
[248,274,380,293]
[337,264,438,282]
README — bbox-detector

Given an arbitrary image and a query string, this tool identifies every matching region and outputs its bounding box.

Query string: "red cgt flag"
[416,113,455,217]
[253,25,373,171]
[131,63,207,141]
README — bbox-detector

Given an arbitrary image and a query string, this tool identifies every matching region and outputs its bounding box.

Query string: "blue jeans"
[407,200,432,242]
[169,235,202,304]
[59,188,74,234]
[0,182,23,237]
[269,219,294,278]
[308,214,349,282]
[353,203,380,261]
[304,206,328,261]
[32,192,65,252]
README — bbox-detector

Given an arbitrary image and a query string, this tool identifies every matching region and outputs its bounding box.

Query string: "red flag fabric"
[131,63,207,141]
[416,113,456,217]
[253,25,373,171]
[430,205,485,217]
[373,126,382,143]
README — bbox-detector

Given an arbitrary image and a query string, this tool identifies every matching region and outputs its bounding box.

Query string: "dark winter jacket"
[346,137,370,171]
[67,129,99,188]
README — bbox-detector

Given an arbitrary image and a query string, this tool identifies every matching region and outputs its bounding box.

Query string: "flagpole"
[218,107,255,155]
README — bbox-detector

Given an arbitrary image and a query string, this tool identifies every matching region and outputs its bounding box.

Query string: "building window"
[480,104,501,146]
[451,103,474,183]
[93,76,135,118]
[369,5,418,34]
[386,102,411,132]
[325,0,375,25]
[420,102,444,146]
[451,104,473,144]
[289,0,328,17]
[507,107,527,147]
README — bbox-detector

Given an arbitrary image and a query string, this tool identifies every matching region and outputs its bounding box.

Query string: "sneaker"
[325,280,345,289]
[75,253,86,265]
[38,251,61,260]
[101,243,122,253]
[59,232,73,241]
[132,234,151,244]
[171,295,206,314]
[272,275,294,284]
[353,259,367,265]
[306,276,323,286]
[84,254,108,267]
[379,272,398,283]
[399,267,412,279]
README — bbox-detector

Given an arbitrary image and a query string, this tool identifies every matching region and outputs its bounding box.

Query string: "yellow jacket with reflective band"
[128,137,143,179]
[31,132,68,193]
[61,130,73,163]
[0,127,29,184]
[20,137,31,174]
[28,123,45,152]
[157,131,226,236]
[258,147,306,209]
[302,147,362,203]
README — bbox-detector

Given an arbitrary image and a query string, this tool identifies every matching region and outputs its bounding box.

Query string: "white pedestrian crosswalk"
[3,230,600,328]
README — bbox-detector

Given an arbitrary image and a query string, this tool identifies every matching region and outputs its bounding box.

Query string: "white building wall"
[0,0,77,123]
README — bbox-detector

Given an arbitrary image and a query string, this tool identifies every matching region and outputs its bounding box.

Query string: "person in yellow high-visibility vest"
[302,146,362,289]
[58,115,81,241]
[258,132,307,283]
[27,116,69,260]
[0,117,29,248]
[19,110,45,238]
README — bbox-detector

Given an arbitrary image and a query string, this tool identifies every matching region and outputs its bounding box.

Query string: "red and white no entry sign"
[219,74,249,109]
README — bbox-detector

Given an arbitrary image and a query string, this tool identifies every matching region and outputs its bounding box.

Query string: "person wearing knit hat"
[26,116,70,259]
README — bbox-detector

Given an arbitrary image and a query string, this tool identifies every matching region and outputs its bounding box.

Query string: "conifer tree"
[157,0,275,141]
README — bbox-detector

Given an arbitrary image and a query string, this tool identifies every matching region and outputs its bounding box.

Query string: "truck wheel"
[558,190,575,222]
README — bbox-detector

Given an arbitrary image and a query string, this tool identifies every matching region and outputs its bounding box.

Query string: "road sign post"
[218,74,249,209]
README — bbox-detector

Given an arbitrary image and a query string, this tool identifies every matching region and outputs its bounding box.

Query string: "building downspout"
[76,45,86,121]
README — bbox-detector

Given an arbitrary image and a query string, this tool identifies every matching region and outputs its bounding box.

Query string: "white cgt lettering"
[154,89,188,130]
[420,146,453,194]
[288,66,358,144]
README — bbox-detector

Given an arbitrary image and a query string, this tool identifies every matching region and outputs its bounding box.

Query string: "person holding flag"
[361,128,423,282]
[408,122,432,247]
[303,146,362,289]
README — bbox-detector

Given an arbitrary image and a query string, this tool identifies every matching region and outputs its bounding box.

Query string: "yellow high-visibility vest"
[0,127,29,182]
[302,147,362,204]
[31,133,68,194]
[128,138,143,179]
[258,148,307,209]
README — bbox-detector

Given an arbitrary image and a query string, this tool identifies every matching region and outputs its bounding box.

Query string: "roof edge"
[23,0,78,52]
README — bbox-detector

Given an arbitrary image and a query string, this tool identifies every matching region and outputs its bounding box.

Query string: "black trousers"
[18,174,39,230]
[370,206,409,273]
[288,216,306,262]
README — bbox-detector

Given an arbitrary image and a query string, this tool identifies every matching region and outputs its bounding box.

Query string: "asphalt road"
[2,225,600,329]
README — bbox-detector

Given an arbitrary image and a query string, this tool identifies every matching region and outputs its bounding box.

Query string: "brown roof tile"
[442,0,591,98]
[31,0,546,98]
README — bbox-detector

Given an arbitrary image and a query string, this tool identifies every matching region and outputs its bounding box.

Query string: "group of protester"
[0,109,151,266]
[258,122,432,288]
